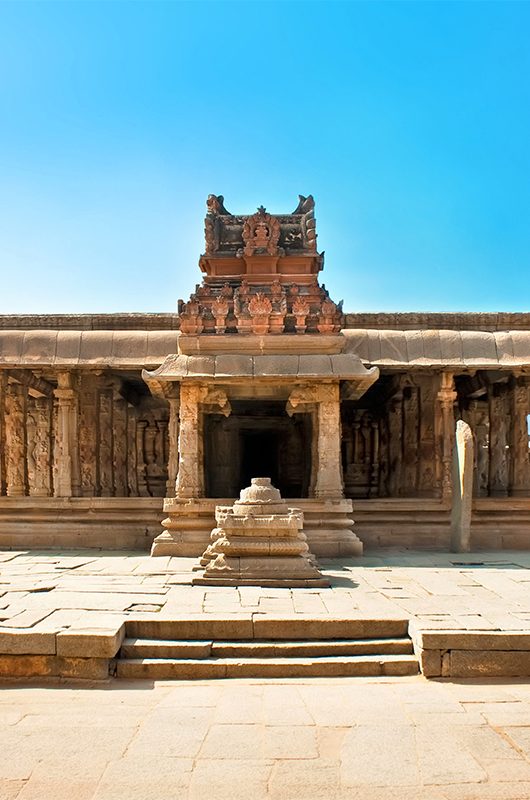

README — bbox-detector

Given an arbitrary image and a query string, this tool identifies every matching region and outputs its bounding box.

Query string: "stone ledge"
[56,626,125,658]
[410,624,530,678]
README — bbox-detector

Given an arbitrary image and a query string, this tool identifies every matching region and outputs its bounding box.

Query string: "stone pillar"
[78,373,98,497]
[165,389,180,497]
[437,372,457,503]
[510,376,530,496]
[314,384,344,500]
[450,420,474,552]
[175,384,205,499]
[136,420,149,496]
[488,385,509,497]
[5,381,27,497]
[98,387,114,497]
[113,396,128,497]
[402,385,420,496]
[27,396,52,497]
[53,372,77,497]
[126,404,138,497]
[387,389,403,497]
[0,372,6,496]
[418,375,437,497]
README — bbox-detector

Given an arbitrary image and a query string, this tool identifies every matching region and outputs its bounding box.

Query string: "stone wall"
[0,369,169,499]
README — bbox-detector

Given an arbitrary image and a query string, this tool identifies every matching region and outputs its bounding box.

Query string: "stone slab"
[56,625,125,657]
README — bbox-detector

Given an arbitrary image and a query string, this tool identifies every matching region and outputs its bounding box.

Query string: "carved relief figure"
[5,383,26,496]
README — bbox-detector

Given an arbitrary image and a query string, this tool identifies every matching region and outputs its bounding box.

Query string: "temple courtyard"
[3,675,530,798]
[2,549,530,637]
[1,551,530,797]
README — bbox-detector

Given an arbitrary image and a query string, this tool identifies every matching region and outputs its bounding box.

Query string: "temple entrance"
[204,401,312,498]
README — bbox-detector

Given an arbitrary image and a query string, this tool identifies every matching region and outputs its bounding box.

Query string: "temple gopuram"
[0,194,529,555]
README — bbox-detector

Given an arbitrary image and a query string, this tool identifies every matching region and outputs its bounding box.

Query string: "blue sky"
[0,0,529,314]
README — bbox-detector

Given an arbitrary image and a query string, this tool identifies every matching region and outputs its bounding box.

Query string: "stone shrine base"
[153,496,363,558]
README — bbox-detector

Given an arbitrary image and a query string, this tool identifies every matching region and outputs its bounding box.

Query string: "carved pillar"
[165,390,180,497]
[402,385,420,496]
[126,404,138,496]
[314,384,344,500]
[510,376,530,496]
[370,420,379,497]
[0,372,6,496]
[175,384,204,499]
[387,389,403,497]
[488,385,509,497]
[437,372,457,503]
[308,408,319,496]
[136,420,149,496]
[5,381,27,496]
[53,372,77,497]
[98,387,114,497]
[113,396,128,497]
[418,375,437,497]
[78,374,98,497]
[27,396,52,497]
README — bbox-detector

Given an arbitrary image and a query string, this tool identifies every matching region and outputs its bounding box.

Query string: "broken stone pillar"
[193,478,328,587]
[450,420,474,553]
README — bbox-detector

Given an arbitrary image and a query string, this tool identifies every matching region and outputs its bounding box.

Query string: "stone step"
[120,637,414,660]
[125,616,409,641]
[116,654,419,679]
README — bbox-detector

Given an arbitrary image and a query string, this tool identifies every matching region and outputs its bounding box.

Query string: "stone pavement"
[2,676,530,799]
[1,549,530,633]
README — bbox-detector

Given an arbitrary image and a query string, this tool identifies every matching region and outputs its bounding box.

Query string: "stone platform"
[1,549,530,680]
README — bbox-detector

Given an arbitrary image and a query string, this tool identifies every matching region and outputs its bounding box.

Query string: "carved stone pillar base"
[151,497,217,556]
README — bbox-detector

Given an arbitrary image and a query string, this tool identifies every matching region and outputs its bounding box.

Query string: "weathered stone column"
[27,396,52,497]
[387,387,403,497]
[510,375,530,496]
[489,385,509,497]
[437,372,457,503]
[136,420,149,496]
[113,396,128,497]
[175,384,205,499]
[314,384,344,500]
[53,372,77,497]
[165,388,180,497]
[98,387,114,497]
[450,420,474,552]
[0,372,6,496]
[124,404,137,497]
[78,373,98,497]
[5,381,27,496]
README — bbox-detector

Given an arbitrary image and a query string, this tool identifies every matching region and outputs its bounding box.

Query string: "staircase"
[116,617,418,679]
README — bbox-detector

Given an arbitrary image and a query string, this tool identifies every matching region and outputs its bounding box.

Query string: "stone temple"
[0,193,529,558]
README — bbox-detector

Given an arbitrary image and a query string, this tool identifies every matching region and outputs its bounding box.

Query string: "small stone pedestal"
[193,478,329,587]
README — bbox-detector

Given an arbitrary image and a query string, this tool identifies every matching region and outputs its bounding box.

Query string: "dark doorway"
[240,431,279,491]
[204,400,312,498]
